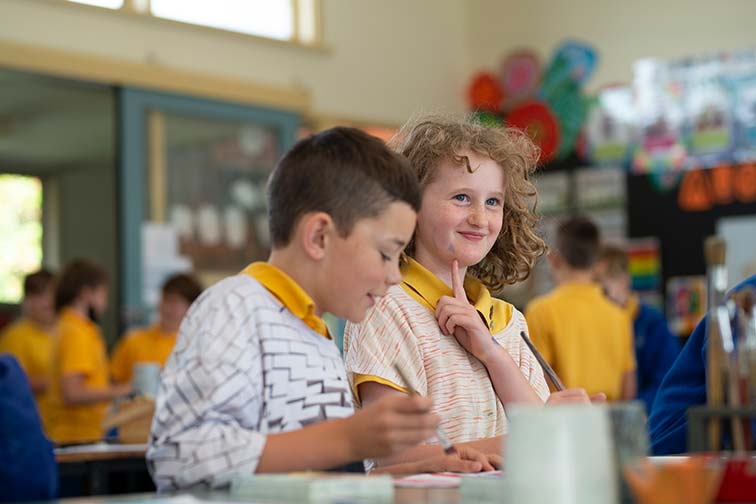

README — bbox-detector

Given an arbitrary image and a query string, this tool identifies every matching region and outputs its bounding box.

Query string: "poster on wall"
[666,275,707,336]
[533,171,570,215]
[717,214,756,288]
[142,223,192,316]
[626,238,662,310]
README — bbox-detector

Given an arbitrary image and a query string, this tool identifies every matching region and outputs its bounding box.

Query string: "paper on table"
[54,443,148,455]
[393,471,503,489]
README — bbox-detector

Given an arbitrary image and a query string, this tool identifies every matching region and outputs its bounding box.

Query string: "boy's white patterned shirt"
[147,275,353,491]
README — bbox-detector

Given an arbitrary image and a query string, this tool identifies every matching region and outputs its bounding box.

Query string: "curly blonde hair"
[391,114,547,293]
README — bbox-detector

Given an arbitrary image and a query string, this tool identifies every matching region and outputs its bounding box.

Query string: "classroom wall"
[57,163,120,345]
[0,0,469,124]
[467,0,756,91]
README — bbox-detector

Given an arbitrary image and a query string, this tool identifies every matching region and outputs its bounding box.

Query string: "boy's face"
[25,287,55,326]
[318,201,416,323]
[414,151,505,270]
[159,292,191,333]
[594,260,630,305]
[85,284,109,318]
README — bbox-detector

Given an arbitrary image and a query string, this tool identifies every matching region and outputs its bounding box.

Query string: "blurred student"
[45,259,131,444]
[0,354,57,502]
[526,217,636,401]
[0,269,56,400]
[595,245,679,412]
[649,273,756,453]
[111,273,202,385]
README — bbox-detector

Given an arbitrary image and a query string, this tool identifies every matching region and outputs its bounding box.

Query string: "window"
[0,175,43,304]
[64,0,320,45]
[67,0,123,8]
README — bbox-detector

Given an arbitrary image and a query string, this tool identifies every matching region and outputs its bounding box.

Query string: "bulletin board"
[626,164,756,335]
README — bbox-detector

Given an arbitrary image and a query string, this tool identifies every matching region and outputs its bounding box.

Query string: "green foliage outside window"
[0,175,43,304]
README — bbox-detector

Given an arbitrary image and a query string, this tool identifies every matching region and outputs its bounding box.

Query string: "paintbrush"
[704,236,730,451]
[393,364,457,455]
[520,331,565,391]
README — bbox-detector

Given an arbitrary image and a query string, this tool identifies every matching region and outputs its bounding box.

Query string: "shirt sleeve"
[494,309,550,402]
[147,288,267,490]
[110,332,136,384]
[58,324,98,377]
[0,326,32,375]
[343,292,426,402]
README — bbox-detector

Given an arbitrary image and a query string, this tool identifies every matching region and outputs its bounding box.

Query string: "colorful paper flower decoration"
[500,50,541,103]
[507,100,561,162]
[468,72,504,111]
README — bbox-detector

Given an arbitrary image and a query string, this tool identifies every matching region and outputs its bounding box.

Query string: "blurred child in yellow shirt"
[525,217,636,401]
[111,273,202,385]
[45,259,131,444]
[0,269,56,416]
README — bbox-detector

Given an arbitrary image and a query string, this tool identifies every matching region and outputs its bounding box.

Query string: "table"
[61,489,461,504]
[55,444,153,497]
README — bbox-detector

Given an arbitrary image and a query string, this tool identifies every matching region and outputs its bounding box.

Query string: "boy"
[595,245,679,412]
[525,217,636,401]
[148,128,485,490]
[46,259,131,443]
[0,269,56,398]
[111,273,203,384]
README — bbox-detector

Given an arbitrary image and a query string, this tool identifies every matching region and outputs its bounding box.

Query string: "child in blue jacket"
[647,273,756,454]
[0,353,58,501]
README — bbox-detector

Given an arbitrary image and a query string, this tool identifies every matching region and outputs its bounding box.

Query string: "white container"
[132,362,161,397]
[503,404,619,504]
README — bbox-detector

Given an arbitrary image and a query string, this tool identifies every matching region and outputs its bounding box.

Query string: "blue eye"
[453,194,469,203]
[486,197,501,206]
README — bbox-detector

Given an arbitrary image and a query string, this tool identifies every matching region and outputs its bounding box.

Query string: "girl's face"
[415,151,505,270]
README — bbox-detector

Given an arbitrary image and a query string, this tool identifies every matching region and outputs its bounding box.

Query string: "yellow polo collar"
[242,262,331,339]
[399,257,512,334]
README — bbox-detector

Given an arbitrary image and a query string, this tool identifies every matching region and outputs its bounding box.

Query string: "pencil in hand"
[519,331,565,392]
[393,364,457,455]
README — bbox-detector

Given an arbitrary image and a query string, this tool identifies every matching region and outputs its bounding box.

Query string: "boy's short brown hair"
[55,259,109,312]
[267,127,421,247]
[23,269,54,297]
[162,273,203,304]
[392,114,546,292]
[598,245,629,278]
[555,217,601,270]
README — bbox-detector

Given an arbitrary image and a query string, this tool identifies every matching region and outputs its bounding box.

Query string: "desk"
[61,489,460,504]
[56,444,153,497]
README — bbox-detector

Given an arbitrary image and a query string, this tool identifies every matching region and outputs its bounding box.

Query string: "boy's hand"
[436,259,497,362]
[345,394,440,460]
[546,388,607,405]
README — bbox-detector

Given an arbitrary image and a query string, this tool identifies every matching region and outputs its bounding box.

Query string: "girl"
[344,115,596,467]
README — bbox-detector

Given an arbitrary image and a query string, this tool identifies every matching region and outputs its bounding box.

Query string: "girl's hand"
[435,259,497,362]
[374,445,502,474]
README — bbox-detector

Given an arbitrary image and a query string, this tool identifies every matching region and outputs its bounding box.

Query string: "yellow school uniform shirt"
[110,325,177,384]
[0,318,54,389]
[0,318,54,421]
[45,308,110,444]
[525,283,635,401]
